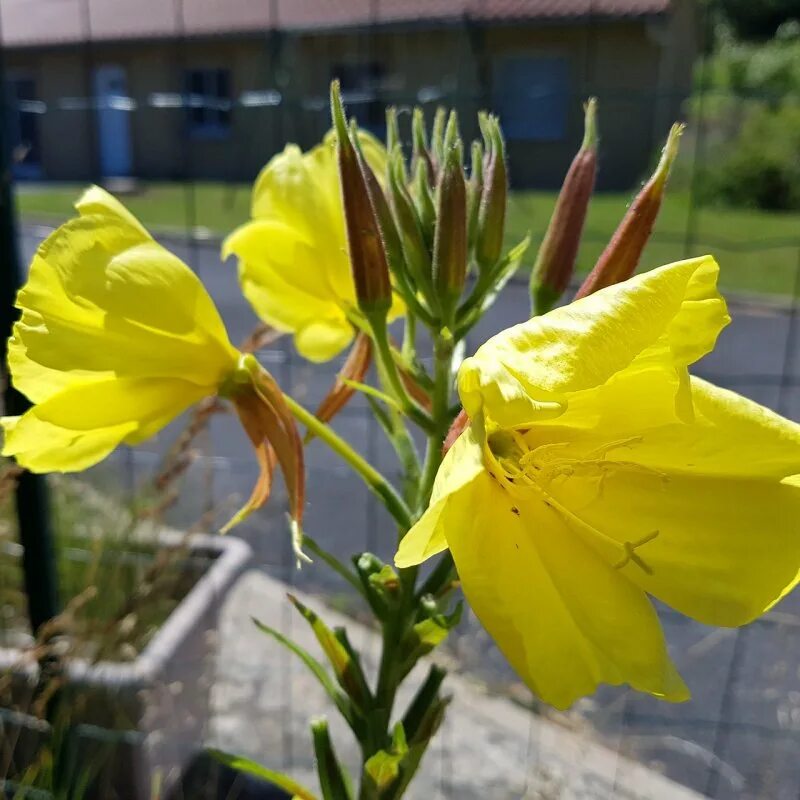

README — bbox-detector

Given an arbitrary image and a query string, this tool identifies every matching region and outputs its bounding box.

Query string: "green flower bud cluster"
[331,81,525,341]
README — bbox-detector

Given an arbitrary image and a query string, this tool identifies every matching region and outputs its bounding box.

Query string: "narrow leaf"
[288,595,373,710]
[251,617,358,731]
[209,750,318,800]
[312,719,355,800]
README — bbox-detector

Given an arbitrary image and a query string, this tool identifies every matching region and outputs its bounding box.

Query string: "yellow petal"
[395,429,487,568]
[458,256,728,431]
[445,472,688,709]
[1,414,137,473]
[11,206,237,405]
[1,376,206,473]
[294,320,354,364]
[75,184,150,235]
[251,143,343,247]
[543,451,800,627]
[223,218,354,310]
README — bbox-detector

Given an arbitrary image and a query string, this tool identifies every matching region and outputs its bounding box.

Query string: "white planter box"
[1,530,251,799]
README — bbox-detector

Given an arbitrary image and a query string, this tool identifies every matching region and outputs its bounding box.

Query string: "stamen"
[613,530,660,575]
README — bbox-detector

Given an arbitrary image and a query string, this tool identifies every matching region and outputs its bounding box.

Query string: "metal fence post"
[0,42,60,633]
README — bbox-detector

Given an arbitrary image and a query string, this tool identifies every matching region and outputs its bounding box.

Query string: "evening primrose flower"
[1,187,305,543]
[397,256,800,709]
[222,131,403,363]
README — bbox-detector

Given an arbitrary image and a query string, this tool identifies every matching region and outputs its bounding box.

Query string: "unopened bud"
[430,107,447,171]
[331,81,392,316]
[576,122,683,299]
[432,113,467,324]
[412,107,436,186]
[386,106,401,157]
[413,159,437,248]
[388,153,434,303]
[467,140,484,254]
[530,98,598,315]
[475,114,507,271]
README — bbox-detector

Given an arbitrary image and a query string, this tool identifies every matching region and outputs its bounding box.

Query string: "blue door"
[93,65,133,177]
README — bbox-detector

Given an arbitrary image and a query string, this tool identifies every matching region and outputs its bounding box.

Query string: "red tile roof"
[0,0,673,47]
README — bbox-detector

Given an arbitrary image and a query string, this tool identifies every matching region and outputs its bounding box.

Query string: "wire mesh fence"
[1,0,800,798]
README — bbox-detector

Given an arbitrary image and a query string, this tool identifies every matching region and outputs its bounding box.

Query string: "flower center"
[485,427,663,575]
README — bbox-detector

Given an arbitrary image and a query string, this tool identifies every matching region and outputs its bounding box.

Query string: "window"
[7,76,43,178]
[333,62,385,135]
[492,57,569,142]
[184,68,231,138]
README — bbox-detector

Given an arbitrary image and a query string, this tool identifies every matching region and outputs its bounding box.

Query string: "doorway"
[93,65,133,178]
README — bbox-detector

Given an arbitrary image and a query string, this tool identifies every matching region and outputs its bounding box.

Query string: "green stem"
[416,334,453,512]
[369,313,435,434]
[283,394,413,531]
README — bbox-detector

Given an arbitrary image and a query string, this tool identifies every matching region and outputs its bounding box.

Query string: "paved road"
[18,227,800,799]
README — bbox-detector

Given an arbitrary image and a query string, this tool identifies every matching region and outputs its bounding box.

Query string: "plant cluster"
[1,81,799,799]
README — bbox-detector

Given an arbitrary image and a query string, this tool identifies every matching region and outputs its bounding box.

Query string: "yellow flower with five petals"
[1,187,304,536]
[222,131,403,363]
[396,256,800,709]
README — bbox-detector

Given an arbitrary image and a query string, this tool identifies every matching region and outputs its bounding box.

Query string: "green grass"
[16,181,800,297]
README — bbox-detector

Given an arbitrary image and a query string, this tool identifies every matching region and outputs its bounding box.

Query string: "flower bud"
[530,98,598,316]
[475,114,507,272]
[331,81,392,317]
[387,152,435,304]
[412,158,437,248]
[386,105,401,157]
[412,107,436,186]
[467,140,484,254]
[432,113,467,325]
[430,106,447,171]
[575,123,683,300]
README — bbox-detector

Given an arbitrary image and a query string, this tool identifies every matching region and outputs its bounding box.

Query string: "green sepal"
[209,750,319,800]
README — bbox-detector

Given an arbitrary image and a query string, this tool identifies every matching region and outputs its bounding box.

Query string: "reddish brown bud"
[331,81,392,316]
[530,98,598,316]
[575,123,684,300]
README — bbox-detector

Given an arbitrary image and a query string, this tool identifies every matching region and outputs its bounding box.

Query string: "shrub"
[697,101,800,210]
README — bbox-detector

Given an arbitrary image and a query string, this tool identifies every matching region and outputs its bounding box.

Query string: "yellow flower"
[222,131,403,363]
[396,256,800,709]
[2,187,304,538]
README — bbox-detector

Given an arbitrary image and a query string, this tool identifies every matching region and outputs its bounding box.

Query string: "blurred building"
[1,0,698,189]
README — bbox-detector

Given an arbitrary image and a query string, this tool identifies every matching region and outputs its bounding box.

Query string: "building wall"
[4,12,697,189]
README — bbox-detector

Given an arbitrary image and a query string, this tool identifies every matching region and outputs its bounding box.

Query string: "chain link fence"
[2,1,800,797]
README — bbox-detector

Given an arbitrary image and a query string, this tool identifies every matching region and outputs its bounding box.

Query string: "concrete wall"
[4,12,697,189]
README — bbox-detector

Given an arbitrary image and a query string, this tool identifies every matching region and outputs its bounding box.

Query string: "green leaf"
[341,378,401,410]
[251,617,359,732]
[311,719,355,800]
[302,534,366,599]
[288,594,373,711]
[402,665,447,743]
[209,750,319,800]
